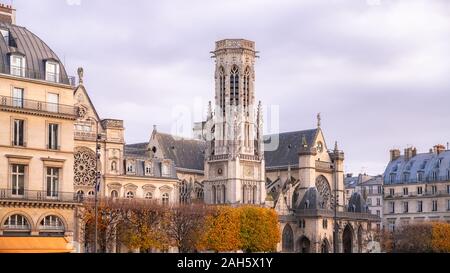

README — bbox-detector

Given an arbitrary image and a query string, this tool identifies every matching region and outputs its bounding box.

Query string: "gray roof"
[0,22,70,84]
[125,133,207,172]
[155,132,206,171]
[124,142,150,158]
[383,150,450,184]
[348,192,368,213]
[264,129,318,169]
[296,187,323,210]
[125,128,321,172]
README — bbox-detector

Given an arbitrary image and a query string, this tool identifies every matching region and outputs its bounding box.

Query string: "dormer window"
[126,161,135,173]
[145,162,153,176]
[45,61,60,83]
[0,29,9,45]
[10,54,25,77]
[161,162,170,177]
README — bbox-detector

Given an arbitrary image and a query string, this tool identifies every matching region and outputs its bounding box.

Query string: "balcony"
[385,190,450,199]
[0,189,81,204]
[0,95,78,119]
[1,65,76,86]
[294,208,380,221]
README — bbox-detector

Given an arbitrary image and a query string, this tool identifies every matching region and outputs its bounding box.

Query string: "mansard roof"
[264,129,318,169]
[124,142,150,158]
[125,132,206,172]
[383,150,450,185]
[154,132,206,171]
[0,22,71,84]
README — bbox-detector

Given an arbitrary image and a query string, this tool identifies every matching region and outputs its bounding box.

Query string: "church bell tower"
[204,39,266,205]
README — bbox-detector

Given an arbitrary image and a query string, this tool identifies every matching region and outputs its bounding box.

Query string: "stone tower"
[204,39,266,205]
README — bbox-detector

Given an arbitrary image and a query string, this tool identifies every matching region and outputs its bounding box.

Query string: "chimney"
[0,3,15,24]
[404,147,416,161]
[346,173,353,178]
[433,144,445,155]
[390,149,401,162]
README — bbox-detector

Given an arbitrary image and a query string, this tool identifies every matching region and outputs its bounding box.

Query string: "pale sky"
[11,0,450,175]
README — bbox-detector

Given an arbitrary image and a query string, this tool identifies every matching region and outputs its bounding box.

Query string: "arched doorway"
[297,236,311,253]
[282,224,294,252]
[321,239,330,253]
[357,225,363,253]
[343,224,353,253]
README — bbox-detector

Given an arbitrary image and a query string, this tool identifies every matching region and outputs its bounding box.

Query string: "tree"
[198,206,242,252]
[120,200,169,253]
[431,222,450,252]
[80,199,125,253]
[391,223,433,253]
[239,206,280,253]
[165,204,209,253]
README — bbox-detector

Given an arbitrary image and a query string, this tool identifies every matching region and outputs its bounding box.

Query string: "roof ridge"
[264,129,317,137]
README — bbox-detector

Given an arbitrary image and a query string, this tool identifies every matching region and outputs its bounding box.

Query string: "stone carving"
[77,105,87,119]
[78,67,84,84]
[316,176,333,209]
[74,147,96,186]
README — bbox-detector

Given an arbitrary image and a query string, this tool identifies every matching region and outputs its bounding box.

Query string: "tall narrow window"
[45,61,60,83]
[219,67,225,115]
[10,55,25,77]
[432,200,438,212]
[47,93,59,113]
[162,193,169,205]
[222,185,226,204]
[46,167,59,198]
[12,87,24,108]
[11,164,25,196]
[230,66,239,106]
[243,67,251,109]
[13,119,24,146]
[417,201,423,212]
[212,185,216,204]
[48,123,59,150]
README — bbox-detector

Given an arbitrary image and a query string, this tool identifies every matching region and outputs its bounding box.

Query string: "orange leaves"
[240,206,280,253]
[199,206,242,252]
[431,222,450,253]
[199,206,280,253]
[385,222,450,253]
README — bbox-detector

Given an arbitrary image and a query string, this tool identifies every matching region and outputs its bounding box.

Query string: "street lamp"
[86,117,102,253]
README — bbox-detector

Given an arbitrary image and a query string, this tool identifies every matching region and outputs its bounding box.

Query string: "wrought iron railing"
[385,190,450,199]
[294,208,380,221]
[0,189,81,203]
[1,65,76,86]
[0,95,78,117]
[385,175,450,184]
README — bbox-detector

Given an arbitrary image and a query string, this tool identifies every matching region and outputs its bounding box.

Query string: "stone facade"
[383,146,450,232]
[203,39,266,205]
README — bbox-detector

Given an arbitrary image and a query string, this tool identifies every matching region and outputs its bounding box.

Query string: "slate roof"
[264,129,318,169]
[125,133,207,172]
[0,22,70,84]
[124,142,150,158]
[383,150,450,185]
[125,129,321,172]
[154,132,207,171]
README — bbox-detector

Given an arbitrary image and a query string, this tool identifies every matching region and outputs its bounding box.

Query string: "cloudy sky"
[12,0,450,175]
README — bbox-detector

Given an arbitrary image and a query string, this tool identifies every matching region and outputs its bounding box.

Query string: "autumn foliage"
[80,200,280,253]
[382,222,450,253]
[199,206,280,253]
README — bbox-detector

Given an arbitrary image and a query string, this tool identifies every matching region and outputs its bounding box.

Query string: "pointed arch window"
[230,66,239,106]
[243,67,251,109]
[219,67,226,115]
